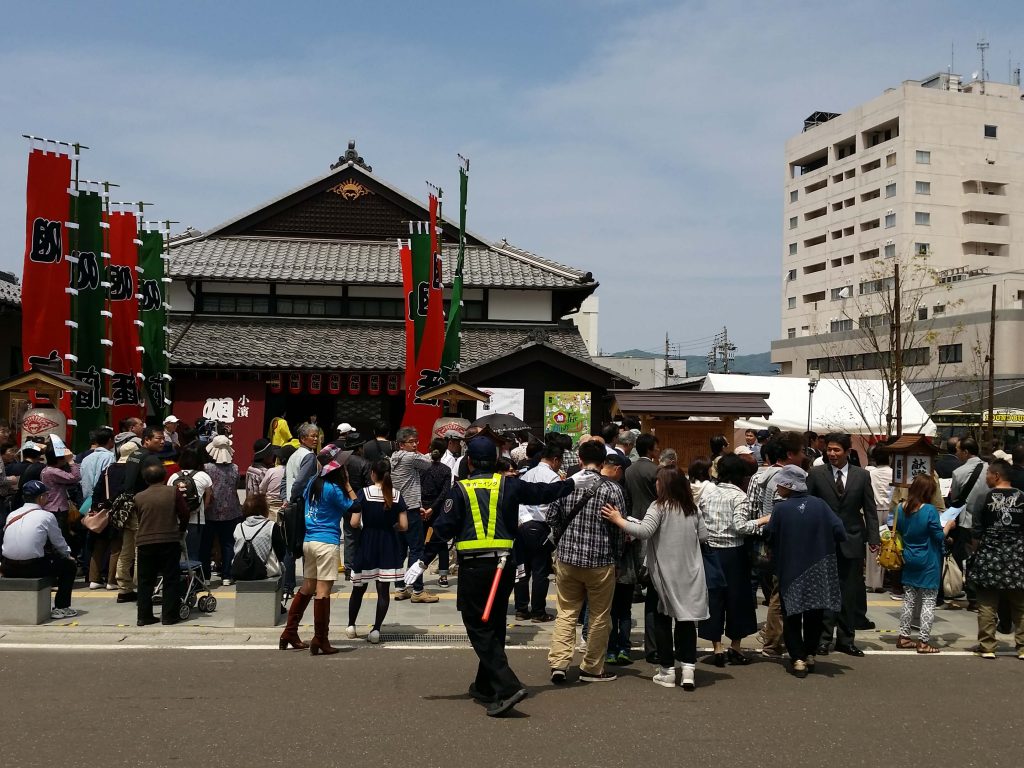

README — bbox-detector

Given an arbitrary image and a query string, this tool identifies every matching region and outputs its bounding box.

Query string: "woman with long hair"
[603,466,708,691]
[279,446,356,655]
[895,472,949,653]
[346,459,409,643]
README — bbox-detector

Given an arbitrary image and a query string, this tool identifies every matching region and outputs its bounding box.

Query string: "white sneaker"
[345,625,357,639]
[222,578,234,586]
[88,582,103,590]
[105,583,118,591]
[652,667,676,688]
[51,607,79,619]
[680,664,696,691]
[367,629,381,644]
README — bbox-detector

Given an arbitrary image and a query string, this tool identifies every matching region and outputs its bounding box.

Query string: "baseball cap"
[163,415,179,425]
[466,437,497,463]
[603,452,628,468]
[734,445,753,456]
[756,429,770,441]
[443,430,464,441]
[336,422,355,435]
[22,479,49,499]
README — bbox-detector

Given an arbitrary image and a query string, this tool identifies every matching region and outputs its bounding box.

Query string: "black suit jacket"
[806,463,879,559]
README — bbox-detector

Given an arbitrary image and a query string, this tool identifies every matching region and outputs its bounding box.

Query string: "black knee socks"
[349,583,368,626]
[373,581,391,631]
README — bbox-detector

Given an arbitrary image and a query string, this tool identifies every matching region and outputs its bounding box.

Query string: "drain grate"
[380,633,472,643]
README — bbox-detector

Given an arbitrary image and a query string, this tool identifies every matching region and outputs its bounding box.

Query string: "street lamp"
[807,367,820,438]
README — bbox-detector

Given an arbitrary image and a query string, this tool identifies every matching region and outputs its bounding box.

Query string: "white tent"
[701,373,935,436]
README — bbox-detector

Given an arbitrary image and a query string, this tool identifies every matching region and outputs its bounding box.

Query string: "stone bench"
[0,577,55,625]
[234,578,283,627]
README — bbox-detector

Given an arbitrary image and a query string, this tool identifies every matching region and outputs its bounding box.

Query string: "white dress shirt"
[518,462,561,525]
[2,504,72,560]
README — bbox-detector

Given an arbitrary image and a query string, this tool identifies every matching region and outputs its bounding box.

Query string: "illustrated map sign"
[544,391,591,447]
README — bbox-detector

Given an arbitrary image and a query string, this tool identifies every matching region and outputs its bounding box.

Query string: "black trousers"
[0,554,77,609]
[650,587,697,667]
[457,556,522,700]
[137,542,181,624]
[820,552,864,647]
[782,607,824,662]
[513,521,551,616]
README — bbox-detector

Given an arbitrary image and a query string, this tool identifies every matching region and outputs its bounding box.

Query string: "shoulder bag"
[545,476,608,550]
[877,502,904,571]
[82,473,112,534]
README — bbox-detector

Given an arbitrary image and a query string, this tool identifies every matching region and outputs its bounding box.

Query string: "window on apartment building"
[918,306,928,320]
[789,243,798,255]
[984,125,997,139]
[915,211,931,225]
[886,153,897,167]
[915,242,930,256]
[885,182,896,198]
[787,269,797,281]
[903,347,930,367]
[885,213,896,228]
[831,286,853,300]
[934,304,945,316]
[939,344,963,364]
[789,216,798,229]
[915,180,931,194]
[787,297,796,309]
[790,190,799,203]
[915,150,931,164]
[884,243,896,258]
[860,277,895,295]
[830,319,853,333]
[859,313,890,329]
[787,328,796,339]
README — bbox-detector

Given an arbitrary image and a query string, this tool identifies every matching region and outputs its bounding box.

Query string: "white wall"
[202,281,270,294]
[568,294,599,356]
[167,282,193,312]
[594,355,688,389]
[488,289,551,321]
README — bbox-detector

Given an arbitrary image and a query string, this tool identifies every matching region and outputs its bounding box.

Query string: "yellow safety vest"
[455,473,514,552]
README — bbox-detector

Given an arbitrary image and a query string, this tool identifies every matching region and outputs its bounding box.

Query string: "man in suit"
[806,432,879,657]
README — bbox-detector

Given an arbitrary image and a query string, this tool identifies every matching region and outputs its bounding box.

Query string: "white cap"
[336,422,354,434]
[734,445,754,456]
[49,435,72,457]
[163,415,179,424]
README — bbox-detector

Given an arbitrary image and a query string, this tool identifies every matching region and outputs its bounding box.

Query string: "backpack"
[173,470,202,513]
[233,521,270,581]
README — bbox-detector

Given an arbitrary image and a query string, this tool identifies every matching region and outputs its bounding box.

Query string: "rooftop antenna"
[978,37,989,93]
[1013,63,1021,87]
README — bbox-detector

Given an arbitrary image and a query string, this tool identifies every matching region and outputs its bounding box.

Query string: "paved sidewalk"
[0,572,1003,652]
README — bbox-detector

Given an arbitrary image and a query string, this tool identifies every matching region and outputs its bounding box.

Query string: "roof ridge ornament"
[331,140,372,172]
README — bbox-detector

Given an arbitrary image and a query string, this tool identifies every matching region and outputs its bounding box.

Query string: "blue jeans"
[185,523,203,564]
[200,519,239,580]
[607,582,634,656]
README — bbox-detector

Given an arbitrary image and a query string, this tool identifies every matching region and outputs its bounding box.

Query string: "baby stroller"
[153,537,218,620]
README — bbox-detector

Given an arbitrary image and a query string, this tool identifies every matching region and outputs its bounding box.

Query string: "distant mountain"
[606,349,777,376]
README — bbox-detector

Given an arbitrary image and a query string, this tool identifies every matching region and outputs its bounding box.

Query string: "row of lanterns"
[267,372,402,397]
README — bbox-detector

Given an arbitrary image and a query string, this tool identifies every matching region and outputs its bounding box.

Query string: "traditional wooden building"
[167,143,633,466]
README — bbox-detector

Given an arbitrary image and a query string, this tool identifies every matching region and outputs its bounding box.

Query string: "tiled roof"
[168,237,591,290]
[167,316,590,370]
[0,274,20,308]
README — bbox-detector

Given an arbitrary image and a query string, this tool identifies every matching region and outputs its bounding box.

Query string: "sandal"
[916,642,940,654]
[895,636,917,650]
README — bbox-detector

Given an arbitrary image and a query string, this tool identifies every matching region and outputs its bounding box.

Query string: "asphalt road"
[2,648,1021,768]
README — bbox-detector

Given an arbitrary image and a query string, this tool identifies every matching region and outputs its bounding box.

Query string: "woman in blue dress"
[346,459,409,644]
[895,473,951,653]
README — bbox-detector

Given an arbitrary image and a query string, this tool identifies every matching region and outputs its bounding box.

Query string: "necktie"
[835,469,845,496]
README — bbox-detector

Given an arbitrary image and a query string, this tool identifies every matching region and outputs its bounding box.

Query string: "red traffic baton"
[480,555,508,622]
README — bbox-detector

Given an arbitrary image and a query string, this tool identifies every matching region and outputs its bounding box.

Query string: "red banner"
[107,211,145,428]
[21,149,72,417]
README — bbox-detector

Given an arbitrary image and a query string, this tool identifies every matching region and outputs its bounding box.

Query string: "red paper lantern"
[368,374,381,396]
[288,372,302,395]
[307,373,322,395]
[347,374,362,396]
[386,374,401,396]
[268,373,282,394]
[327,373,342,395]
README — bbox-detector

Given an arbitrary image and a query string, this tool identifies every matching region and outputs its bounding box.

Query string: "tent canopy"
[701,373,935,436]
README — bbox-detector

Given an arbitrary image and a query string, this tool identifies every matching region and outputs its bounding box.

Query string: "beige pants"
[762,576,784,651]
[976,588,1024,654]
[116,526,137,593]
[548,561,616,675]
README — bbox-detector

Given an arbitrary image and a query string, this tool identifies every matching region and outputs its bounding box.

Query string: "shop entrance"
[262,391,404,440]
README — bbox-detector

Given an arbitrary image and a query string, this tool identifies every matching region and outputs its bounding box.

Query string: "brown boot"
[279,591,313,650]
[309,597,340,656]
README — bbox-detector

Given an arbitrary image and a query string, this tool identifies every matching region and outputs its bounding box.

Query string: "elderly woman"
[602,466,708,691]
[765,465,847,678]
[389,427,438,603]
[279,446,357,655]
[697,454,770,666]
[202,435,243,585]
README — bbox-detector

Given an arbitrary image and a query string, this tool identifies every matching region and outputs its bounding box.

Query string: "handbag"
[67,500,81,526]
[877,502,904,572]
[82,507,110,533]
[747,535,772,572]
[110,493,136,530]
[942,552,964,597]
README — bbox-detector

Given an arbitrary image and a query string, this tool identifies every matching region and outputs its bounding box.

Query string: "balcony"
[963,225,1010,245]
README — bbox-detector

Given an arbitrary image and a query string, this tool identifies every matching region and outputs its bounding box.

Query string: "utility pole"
[893,263,903,437]
[987,284,997,448]
[664,333,669,387]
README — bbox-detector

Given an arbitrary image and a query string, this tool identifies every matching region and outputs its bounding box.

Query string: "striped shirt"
[389,449,432,509]
[699,481,760,549]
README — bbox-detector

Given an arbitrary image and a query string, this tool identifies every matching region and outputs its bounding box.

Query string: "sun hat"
[253,438,275,461]
[206,434,234,464]
[775,465,808,493]
[317,445,353,477]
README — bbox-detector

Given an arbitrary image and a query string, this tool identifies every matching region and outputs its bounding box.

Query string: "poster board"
[476,387,525,420]
[544,391,591,447]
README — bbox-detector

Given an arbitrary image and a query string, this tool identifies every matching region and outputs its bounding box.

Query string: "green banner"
[71,191,107,448]
[409,232,433,351]
[138,229,169,421]
[440,165,467,379]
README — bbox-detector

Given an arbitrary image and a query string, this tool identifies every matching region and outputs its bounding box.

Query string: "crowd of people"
[2,414,1024,713]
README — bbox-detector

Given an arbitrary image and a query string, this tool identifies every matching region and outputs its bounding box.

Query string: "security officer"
[432,436,597,717]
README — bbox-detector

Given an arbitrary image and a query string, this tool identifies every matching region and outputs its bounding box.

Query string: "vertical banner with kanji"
[71,190,108,445]
[441,162,468,379]
[107,211,144,428]
[400,226,443,440]
[21,148,72,416]
[139,228,169,421]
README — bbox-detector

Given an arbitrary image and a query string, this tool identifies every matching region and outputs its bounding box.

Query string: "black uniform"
[433,472,576,703]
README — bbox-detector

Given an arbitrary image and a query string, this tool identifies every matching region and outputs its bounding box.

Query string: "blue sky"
[1,1,1021,357]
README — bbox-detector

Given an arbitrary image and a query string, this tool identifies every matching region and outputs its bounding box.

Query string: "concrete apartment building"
[771,72,1024,385]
